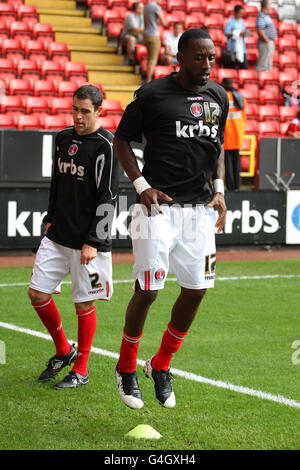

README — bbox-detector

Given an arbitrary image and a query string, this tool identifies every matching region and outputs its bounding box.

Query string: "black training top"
[115,73,229,204]
[43,125,120,251]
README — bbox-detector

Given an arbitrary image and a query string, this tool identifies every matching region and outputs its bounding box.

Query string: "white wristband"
[213,179,224,195]
[133,176,151,195]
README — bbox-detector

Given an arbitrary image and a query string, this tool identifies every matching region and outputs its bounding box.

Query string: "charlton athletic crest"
[155,269,165,281]
[190,102,203,118]
[68,144,78,156]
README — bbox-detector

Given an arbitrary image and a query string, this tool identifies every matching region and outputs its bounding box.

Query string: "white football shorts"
[131,204,217,291]
[30,237,113,303]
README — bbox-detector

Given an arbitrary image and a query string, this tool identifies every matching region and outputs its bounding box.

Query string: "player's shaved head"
[178,28,213,53]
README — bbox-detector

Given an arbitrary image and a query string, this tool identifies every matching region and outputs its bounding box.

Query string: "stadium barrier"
[0,130,299,248]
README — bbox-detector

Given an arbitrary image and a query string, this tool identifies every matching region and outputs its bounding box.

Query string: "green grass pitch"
[0,259,300,450]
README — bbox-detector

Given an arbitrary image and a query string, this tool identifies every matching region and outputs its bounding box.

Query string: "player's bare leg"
[144,287,206,408]
[55,300,96,389]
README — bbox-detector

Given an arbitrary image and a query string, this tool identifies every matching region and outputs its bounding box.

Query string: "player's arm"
[207,146,227,234]
[114,136,172,216]
[81,143,120,265]
[42,135,59,232]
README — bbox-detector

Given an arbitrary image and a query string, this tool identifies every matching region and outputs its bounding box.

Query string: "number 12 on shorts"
[205,253,216,275]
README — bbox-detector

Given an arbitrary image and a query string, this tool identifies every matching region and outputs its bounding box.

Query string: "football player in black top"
[28,85,119,389]
[114,29,229,409]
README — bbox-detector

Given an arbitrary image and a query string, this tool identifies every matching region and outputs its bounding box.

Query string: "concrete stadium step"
[88,70,141,86]
[71,51,123,65]
[37,9,85,17]
[55,31,104,43]
[25,0,77,9]
[68,44,115,54]
[104,85,138,108]
[39,15,92,28]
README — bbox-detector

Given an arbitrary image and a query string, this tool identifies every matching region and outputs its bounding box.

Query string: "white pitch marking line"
[1,274,300,289]
[1,321,300,410]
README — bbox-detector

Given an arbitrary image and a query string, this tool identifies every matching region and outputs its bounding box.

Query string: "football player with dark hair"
[113,29,229,409]
[28,84,119,389]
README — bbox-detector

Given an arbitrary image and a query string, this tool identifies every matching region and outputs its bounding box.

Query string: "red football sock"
[32,297,70,357]
[152,323,188,371]
[117,328,143,373]
[72,306,97,377]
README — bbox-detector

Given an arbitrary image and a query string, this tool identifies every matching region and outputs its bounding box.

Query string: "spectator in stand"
[121,2,144,65]
[162,22,184,66]
[224,5,248,70]
[143,0,166,82]
[222,78,247,191]
[256,0,277,72]
[286,110,300,138]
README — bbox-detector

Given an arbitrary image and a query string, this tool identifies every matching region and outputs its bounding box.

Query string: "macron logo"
[176,120,218,139]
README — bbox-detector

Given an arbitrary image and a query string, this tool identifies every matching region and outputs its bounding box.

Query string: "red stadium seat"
[279,52,298,70]
[2,38,25,61]
[245,120,259,135]
[107,0,128,8]
[238,69,259,87]
[259,88,281,105]
[25,40,48,61]
[135,44,147,63]
[165,12,186,27]
[297,23,300,37]
[167,0,186,12]
[280,122,289,136]
[279,106,298,122]
[48,42,71,63]
[204,14,224,30]
[43,114,71,130]
[97,115,118,132]
[17,4,39,22]
[245,103,259,120]
[101,99,123,116]
[41,60,64,81]
[0,4,17,21]
[217,68,238,85]
[107,22,123,37]
[10,21,32,41]
[103,9,124,25]
[9,79,33,96]
[17,114,42,130]
[258,104,280,122]
[91,5,107,21]
[18,59,41,81]
[246,48,259,65]
[57,81,78,97]
[185,13,205,29]
[278,36,297,52]
[258,121,280,137]
[0,113,16,128]
[0,19,10,39]
[278,22,296,37]
[209,28,225,47]
[186,0,205,13]
[206,0,225,15]
[244,4,259,17]
[0,95,26,113]
[279,70,298,88]
[0,58,17,80]
[153,65,174,80]
[64,62,88,81]
[258,70,279,87]
[25,96,51,114]
[34,79,57,97]
[50,96,73,114]
[244,17,257,31]
[240,87,259,104]
[33,23,55,42]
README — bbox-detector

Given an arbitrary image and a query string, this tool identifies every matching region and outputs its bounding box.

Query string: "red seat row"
[0,112,122,132]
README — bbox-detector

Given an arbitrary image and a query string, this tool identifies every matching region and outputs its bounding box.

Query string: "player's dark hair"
[132,2,141,11]
[73,84,103,110]
[234,4,243,13]
[261,0,270,9]
[178,28,213,53]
